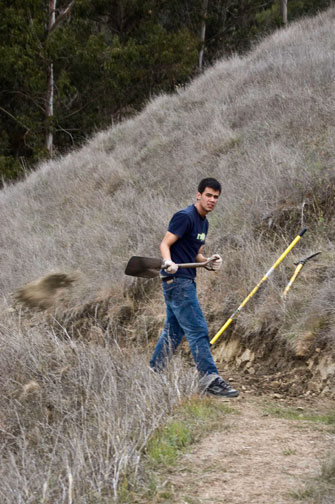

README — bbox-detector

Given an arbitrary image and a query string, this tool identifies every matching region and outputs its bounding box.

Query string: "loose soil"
[150,372,335,504]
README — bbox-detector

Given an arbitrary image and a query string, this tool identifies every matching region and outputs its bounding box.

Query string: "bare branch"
[0,106,31,131]
[2,90,46,113]
[55,124,75,145]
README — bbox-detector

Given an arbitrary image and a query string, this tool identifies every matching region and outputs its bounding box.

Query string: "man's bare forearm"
[160,241,171,260]
[195,253,207,263]
[196,245,207,263]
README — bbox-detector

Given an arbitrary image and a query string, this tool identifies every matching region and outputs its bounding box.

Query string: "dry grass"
[0,313,199,503]
[0,7,335,502]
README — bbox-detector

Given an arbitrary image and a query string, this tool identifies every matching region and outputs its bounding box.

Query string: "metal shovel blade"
[125,256,162,278]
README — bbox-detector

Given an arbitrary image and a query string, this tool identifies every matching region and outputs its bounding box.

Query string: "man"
[150,178,239,397]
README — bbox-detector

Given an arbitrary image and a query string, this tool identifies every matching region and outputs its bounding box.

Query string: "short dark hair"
[198,177,221,194]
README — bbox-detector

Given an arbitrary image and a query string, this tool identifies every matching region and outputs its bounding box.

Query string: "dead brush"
[0,316,199,503]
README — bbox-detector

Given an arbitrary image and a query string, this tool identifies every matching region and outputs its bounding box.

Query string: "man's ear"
[196,191,201,200]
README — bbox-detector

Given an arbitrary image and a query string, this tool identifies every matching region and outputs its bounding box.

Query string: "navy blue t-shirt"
[162,204,208,279]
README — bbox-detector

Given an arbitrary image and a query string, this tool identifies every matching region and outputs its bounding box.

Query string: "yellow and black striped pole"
[210,229,307,345]
[281,263,304,299]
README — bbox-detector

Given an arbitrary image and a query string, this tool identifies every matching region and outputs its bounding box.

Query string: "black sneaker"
[205,377,240,398]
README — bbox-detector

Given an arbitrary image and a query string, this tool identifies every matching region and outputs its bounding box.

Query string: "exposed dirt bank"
[212,334,335,400]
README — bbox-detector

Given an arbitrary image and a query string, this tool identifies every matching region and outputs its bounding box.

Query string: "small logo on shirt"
[197,233,206,241]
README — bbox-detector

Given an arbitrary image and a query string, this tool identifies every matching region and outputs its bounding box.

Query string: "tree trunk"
[198,0,209,72]
[281,0,288,25]
[46,0,56,156]
[46,62,54,156]
[45,0,74,157]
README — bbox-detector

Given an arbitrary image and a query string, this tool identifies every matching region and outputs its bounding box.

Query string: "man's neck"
[194,202,207,218]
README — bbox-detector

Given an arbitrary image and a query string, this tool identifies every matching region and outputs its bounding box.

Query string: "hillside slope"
[0,9,335,373]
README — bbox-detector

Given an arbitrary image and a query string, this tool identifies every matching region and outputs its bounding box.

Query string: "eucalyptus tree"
[0,0,79,174]
[0,0,198,181]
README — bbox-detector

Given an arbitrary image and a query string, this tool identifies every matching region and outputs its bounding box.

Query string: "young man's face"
[196,186,220,215]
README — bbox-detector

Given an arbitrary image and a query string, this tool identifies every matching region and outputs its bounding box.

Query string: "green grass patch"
[283,447,297,456]
[178,396,236,423]
[264,403,335,425]
[146,420,193,466]
[146,397,235,468]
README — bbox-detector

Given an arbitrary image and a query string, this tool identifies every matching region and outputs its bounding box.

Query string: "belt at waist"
[161,276,195,283]
[161,276,174,282]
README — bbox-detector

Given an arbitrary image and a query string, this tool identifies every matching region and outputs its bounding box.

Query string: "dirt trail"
[163,393,335,504]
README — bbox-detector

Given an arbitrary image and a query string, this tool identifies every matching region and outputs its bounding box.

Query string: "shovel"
[125,256,216,278]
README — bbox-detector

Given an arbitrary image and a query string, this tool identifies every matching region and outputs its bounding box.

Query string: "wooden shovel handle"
[167,258,215,269]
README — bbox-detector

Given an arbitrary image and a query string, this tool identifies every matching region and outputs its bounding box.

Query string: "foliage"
[0,0,198,182]
[0,0,333,183]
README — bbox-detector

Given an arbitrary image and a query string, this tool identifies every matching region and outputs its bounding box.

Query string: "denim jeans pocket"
[180,279,196,299]
[162,281,178,303]
[162,281,176,293]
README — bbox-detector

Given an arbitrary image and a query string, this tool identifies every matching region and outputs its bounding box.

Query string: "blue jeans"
[150,277,218,377]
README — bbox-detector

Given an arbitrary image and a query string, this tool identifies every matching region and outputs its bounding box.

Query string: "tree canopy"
[0,0,331,183]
